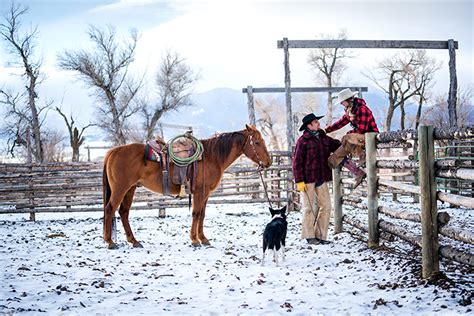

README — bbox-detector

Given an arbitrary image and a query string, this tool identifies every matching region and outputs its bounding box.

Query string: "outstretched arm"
[325,115,349,133]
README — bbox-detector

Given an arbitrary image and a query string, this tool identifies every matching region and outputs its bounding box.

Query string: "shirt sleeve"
[292,138,305,183]
[325,115,350,133]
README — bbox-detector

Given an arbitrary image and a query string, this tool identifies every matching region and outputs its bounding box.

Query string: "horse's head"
[242,124,272,169]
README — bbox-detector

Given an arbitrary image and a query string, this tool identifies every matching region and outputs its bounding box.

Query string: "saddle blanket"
[145,144,161,163]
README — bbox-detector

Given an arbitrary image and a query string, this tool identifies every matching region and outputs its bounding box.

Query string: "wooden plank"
[277,39,459,49]
[436,168,474,181]
[242,86,368,93]
[437,192,474,208]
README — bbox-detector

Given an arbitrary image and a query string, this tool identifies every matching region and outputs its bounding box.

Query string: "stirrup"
[178,184,187,197]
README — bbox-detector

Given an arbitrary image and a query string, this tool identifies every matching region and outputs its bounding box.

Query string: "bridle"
[243,131,273,209]
[243,132,266,169]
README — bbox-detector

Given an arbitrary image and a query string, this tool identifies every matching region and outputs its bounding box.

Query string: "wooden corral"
[332,125,474,279]
[0,152,293,220]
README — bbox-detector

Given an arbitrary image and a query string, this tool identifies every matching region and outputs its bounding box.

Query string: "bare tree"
[42,129,66,162]
[423,85,473,128]
[0,2,48,162]
[57,25,141,145]
[55,106,93,162]
[255,97,284,151]
[307,29,351,123]
[365,50,432,131]
[411,52,441,130]
[140,51,198,140]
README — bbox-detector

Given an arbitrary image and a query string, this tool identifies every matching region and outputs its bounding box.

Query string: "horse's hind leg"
[119,186,142,248]
[104,194,124,249]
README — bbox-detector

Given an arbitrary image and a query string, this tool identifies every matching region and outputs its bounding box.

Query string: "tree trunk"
[385,102,395,132]
[28,78,43,162]
[400,100,406,130]
[326,78,333,123]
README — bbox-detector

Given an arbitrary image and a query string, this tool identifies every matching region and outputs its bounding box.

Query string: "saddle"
[145,135,200,198]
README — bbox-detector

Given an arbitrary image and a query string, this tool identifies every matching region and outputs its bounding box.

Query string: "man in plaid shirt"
[325,88,379,189]
[292,113,341,245]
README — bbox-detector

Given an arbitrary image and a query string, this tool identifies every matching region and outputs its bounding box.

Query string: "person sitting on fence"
[325,88,379,189]
[292,113,341,245]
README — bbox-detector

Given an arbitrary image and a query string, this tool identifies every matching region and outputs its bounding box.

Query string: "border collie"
[262,206,287,266]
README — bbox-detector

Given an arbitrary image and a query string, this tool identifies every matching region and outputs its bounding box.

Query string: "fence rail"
[0,152,294,219]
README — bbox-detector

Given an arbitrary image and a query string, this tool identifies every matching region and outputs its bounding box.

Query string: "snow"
[0,202,472,315]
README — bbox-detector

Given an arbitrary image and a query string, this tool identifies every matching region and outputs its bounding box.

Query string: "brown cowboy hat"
[299,113,324,131]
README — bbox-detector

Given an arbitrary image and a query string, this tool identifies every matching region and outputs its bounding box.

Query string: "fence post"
[366,132,379,248]
[332,166,343,234]
[418,125,439,278]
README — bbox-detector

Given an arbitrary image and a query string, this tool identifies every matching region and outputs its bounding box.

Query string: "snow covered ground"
[0,202,472,315]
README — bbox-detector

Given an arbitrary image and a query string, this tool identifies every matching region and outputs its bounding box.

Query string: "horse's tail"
[102,155,112,210]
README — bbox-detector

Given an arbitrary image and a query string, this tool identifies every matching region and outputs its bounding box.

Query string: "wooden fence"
[333,126,474,278]
[0,152,293,220]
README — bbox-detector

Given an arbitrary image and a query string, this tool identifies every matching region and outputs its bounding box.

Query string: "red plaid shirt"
[325,98,379,134]
[292,130,341,184]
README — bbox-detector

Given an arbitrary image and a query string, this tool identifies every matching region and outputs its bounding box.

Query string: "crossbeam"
[242,86,368,93]
[277,40,459,50]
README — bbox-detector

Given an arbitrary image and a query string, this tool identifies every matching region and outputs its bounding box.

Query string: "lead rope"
[257,167,273,209]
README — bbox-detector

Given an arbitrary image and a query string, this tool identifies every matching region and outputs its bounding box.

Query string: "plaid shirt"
[292,130,341,184]
[325,98,379,134]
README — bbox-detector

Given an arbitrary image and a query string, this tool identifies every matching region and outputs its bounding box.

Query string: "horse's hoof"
[107,243,118,250]
[191,242,201,247]
[201,240,211,246]
[133,242,143,248]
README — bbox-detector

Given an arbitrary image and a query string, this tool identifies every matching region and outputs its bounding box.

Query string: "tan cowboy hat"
[334,88,359,105]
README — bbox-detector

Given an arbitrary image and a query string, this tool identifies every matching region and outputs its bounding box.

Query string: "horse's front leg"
[197,197,210,246]
[190,193,208,247]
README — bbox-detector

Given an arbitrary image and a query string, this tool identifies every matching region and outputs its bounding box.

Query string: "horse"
[102,124,272,249]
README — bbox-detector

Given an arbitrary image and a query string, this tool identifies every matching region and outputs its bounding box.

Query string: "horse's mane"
[201,131,246,163]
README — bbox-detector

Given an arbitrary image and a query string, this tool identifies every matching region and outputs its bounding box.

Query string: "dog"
[262,206,287,266]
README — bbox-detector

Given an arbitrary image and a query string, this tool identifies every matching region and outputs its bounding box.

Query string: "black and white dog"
[262,206,287,266]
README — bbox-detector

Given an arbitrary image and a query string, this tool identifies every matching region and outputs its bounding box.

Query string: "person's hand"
[296,182,306,192]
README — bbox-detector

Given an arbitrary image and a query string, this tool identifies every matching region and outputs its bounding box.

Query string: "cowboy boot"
[343,158,366,189]
[328,146,349,169]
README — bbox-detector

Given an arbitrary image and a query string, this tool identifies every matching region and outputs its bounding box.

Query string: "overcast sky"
[0,0,473,132]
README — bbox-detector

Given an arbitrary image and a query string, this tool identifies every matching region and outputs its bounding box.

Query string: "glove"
[296,182,306,192]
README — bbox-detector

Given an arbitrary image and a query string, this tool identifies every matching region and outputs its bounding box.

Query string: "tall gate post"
[418,125,440,278]
[332,166,343,234]
[283,38,294,150]
[366,132,379,248]
[246,85,256,126]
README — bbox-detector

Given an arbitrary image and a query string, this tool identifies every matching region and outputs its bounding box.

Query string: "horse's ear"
[245,124,256,132]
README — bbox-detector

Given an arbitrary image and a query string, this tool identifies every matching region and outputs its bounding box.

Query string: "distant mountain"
[161,88,249,138]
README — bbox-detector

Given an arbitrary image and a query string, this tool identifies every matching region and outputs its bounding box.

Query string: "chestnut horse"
[103,124,272,249]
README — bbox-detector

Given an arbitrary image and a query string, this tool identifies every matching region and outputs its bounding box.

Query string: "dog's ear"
[280,205,287,215]
[269,207,277,216]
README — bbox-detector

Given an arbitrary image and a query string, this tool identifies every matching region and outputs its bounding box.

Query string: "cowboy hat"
[334,88,359,105]
[299,113,324,131]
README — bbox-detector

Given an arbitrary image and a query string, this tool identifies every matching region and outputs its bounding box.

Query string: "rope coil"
[167,133,204,167]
